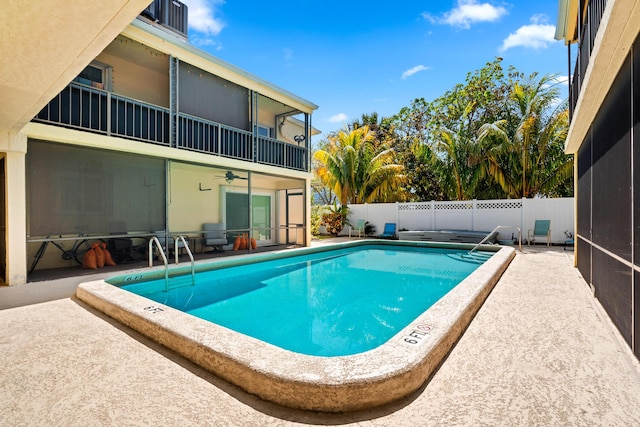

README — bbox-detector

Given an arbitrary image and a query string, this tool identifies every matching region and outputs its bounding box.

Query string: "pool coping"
[76,240,516,412]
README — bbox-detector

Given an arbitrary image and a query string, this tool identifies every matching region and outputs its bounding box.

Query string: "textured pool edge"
[76,242,516,412]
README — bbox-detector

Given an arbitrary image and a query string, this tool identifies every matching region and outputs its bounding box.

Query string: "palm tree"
[313,126,405,205]
[426,100,484,200]
[476,74,572,198]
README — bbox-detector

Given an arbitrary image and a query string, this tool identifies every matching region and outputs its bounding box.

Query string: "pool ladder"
[148,235,195,292]
[468,225,522,254]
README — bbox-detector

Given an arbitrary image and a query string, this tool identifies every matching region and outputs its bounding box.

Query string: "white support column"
[2,132,27,285]
[431,200,436,230]
[472,199,477,231]
[304,177,312,246]
[521,197,527,242]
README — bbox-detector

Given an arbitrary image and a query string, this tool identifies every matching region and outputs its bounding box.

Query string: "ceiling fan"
[216,170,248,184]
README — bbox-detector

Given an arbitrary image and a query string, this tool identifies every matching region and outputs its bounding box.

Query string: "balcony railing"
[257,136,307,171]
[34,82,308,171]
[177,113,254,162]
[36,83,170,146]
[569,0,608,119]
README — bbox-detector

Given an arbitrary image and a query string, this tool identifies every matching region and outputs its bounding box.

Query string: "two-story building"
[556,0,639,360]
[1,0,318,286]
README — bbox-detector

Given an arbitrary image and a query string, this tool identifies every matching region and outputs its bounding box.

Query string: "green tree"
[391,58,513,200]
[391,58,572,200]
[313,126,405,205]
[311,138,337,205]
[476,74,573,198]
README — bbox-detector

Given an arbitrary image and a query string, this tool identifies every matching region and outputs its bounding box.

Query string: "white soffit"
[0,0,151,135]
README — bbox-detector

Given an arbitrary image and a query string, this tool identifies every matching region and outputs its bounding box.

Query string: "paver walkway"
[1,246,640,426]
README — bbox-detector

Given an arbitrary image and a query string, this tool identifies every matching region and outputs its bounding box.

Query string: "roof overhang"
[123,19,319,114]
[555,0,583,44]
[0,0,151,136]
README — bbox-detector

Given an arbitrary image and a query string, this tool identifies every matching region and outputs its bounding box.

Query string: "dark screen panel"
[27,140,166,236]
[592,56,632,261]
[577,237,591,285]
[178,62,250,131]
[577,133,591,240]
[592,248,632,347]
[634,36,640,265]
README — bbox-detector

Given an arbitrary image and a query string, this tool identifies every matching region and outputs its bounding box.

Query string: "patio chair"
[107,236,134,263]
[349,219,366,238]
[203,223,227,252]
[527,220,551,246]
[377,223,397,239]
[152,231,186,255]
[564,230,574,251]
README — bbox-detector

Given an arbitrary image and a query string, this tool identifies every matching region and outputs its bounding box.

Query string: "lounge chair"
[203,223,227,252]
[349,219,366,238]
[378,223,397,239]
[527,220,551,246]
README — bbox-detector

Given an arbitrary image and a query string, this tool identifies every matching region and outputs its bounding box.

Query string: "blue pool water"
[121,244,491,356]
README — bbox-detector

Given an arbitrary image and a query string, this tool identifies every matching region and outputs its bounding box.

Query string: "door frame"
[221,186,276,246]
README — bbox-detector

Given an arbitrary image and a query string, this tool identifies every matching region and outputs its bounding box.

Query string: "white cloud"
[438,0,508,29]
[187,0,225,37]
[421,12,437,24]
[530,14,549,24]
[500,16,557,52]
[190,36,223,50]
[542,75,569,91]
[327,113,348,123]
[283,48,294,61]
[401,65,430,80]
[553,75,569,85]
[549,97,563,108]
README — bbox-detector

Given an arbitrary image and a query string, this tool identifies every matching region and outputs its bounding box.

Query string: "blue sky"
[184,0,568,141]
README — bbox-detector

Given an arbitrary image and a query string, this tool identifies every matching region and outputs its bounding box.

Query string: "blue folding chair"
[378,223,397,239]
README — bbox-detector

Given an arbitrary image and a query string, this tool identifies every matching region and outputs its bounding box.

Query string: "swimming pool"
[77,240,515,412]
[122,245,486,357]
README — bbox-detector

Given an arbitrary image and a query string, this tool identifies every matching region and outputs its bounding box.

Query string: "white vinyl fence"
[344,198,574,244]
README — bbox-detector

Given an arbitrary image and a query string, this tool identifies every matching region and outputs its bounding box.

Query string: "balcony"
[34,82,309,172]
[568,0,608,119]
[140,0,188,38]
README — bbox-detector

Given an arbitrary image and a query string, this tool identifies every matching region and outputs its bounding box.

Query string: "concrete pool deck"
[2,241,640,425]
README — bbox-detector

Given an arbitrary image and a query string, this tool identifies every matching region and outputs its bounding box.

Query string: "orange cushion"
[82,248,97,269]
[101,243,117,266]
[93,243,105,268]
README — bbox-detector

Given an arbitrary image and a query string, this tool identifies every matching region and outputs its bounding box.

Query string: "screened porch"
[26,140,307,277]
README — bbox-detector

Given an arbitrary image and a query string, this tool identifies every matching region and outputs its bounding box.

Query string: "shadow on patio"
[2,243,640,425]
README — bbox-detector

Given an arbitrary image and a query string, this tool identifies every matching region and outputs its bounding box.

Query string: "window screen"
[27,140,166,237]
[178,62,250,131]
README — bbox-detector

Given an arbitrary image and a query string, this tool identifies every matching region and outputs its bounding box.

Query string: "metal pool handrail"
[173,235,195,287]
[468,225,522,254]
[148,236,169,291]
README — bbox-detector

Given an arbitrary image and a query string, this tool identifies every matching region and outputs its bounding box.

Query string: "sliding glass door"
[225,192,273,245]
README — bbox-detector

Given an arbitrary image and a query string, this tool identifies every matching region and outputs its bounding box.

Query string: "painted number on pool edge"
[403,323,434,344]
[143,305,164,314]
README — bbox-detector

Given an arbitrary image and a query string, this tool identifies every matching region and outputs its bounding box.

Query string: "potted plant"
[320,203,350,236]
[364,222,376,236]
